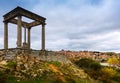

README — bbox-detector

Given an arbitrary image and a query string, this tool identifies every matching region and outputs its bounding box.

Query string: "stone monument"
[3,6,46,54]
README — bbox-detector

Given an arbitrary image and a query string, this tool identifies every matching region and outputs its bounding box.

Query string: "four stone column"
[4,16,45,51]
[4,22,8,50]
[17,15,22,48]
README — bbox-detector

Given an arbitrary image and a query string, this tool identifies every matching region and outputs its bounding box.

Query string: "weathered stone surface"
[0,60,8,65]
[31,50,71,63]
[0,49,71,64]
[0,50,5,56]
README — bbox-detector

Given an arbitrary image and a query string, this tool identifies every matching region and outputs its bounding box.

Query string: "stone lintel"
[20,10,46,23]
[28,21,41,27]
[3,6,46,23]
[3,11,18,22]
[9,19,28,28]
[9,19,42,28]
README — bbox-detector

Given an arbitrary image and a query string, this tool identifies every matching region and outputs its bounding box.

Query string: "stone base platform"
[0,48,71,63]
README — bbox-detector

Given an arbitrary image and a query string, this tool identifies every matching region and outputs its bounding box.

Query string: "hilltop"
[0,53,98,83]
[0,49,120,83]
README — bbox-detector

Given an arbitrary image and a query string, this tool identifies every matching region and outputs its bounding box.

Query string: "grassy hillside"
[0,54,98,83]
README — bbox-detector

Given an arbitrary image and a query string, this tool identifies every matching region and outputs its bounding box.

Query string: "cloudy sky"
[0,0,120,52]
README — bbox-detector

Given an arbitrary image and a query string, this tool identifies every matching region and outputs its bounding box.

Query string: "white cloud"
[30,0,120,52]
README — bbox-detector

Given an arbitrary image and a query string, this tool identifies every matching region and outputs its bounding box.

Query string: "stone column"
[28,28,31,49]
[42,24,45,50]
[24,28,26,43]
[4,22,8,50]
[17,15,22,48]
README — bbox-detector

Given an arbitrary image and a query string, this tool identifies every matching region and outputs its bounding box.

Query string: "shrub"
[101,67,116,78]
[116,68,120,72]
[106,52,115,56]
[90,62,101,70]
[107,57,119,67]
[112,73,120,82]
[0,71,7,83]
[75,58,101,70]
[74,58,103,81]
[75,58,93,68]
[100,67,117,83]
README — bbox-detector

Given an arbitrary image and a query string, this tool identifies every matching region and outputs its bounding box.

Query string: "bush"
[107,57,119,67]
[112,73,120,82]
[74,58,101,70]
[100,67,117,83]
[90,62,101,70]
[116,68,120,72]
[101,67,116,78]
[106,52,115,56]
[0,71,8,83]
[75,58,93,68]
[74,58,103,81]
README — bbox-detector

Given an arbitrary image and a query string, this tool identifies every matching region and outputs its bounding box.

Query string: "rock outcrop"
[0,54,96,83]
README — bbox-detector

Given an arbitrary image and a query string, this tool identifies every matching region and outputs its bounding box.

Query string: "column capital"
[3,21,8,24]
[28,27,31,30]
[42,23,46,25]
[17,15,22,17]
[17,15,22,21]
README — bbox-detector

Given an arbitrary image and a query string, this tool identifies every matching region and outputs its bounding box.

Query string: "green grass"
[48,61,61,67]
[7,61,17,69]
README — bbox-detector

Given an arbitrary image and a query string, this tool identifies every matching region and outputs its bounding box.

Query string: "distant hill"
[58,50,120,61]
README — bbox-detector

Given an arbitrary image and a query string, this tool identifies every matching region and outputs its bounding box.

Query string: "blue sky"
[0,0,120,52]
